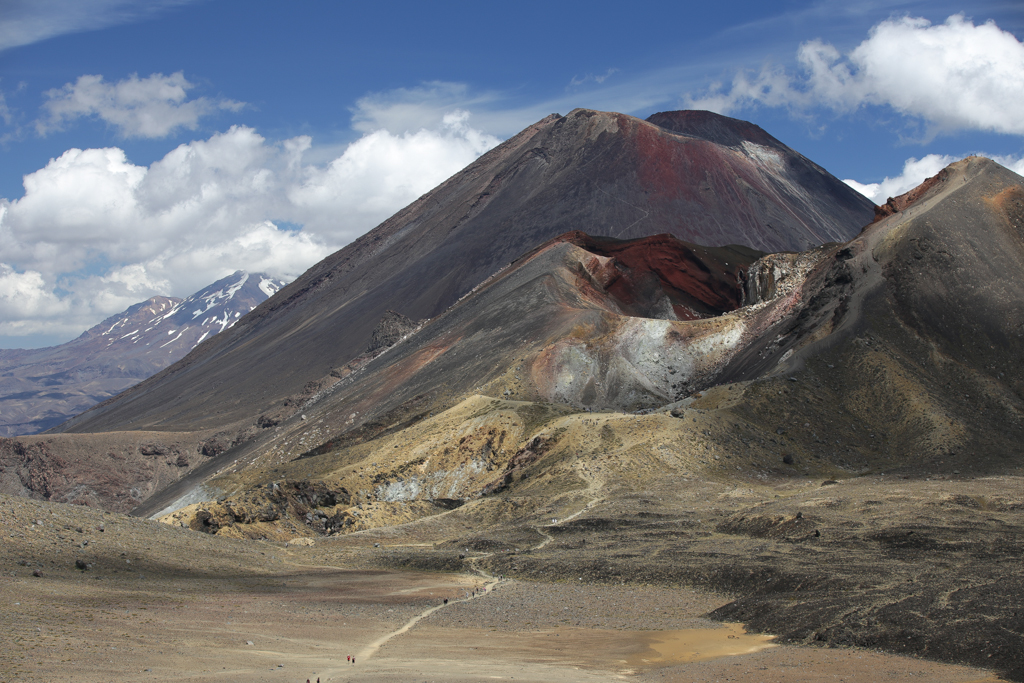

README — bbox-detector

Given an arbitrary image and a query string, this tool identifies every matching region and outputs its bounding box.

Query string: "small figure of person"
[444,598,448,605]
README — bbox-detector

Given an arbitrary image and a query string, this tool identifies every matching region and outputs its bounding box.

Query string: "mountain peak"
[645,110,781,149]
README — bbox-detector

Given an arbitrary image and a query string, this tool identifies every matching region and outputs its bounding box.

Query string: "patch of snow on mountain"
[156,303,184,323]
[259,276,283,297]
[160,328,186,349]
[214,311,233,333]
[224,272,249,299]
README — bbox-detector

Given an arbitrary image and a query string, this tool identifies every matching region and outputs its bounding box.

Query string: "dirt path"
[532,465,606,551]
[349,532,510,667]
[355,569,502,664]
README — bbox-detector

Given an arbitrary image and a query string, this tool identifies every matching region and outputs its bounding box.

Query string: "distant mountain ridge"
[87,271,285,351]
[0,271,286,436]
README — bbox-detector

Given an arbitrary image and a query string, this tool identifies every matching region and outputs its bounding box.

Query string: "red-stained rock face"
[633,118,751,207]
[634,110,872,249]
[872,166,951,222]
[554,231,762,320]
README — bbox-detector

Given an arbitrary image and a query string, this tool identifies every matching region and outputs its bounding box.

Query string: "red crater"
[556,231,763,320]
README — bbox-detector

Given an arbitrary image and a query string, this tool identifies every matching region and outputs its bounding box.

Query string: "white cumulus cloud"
[291,110,500,230]
[0,263,72,337]
[687,14,1024,138]
[37,72,244,139]
[0,105,502,344]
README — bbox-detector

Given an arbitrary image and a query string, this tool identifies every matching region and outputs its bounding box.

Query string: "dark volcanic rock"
[365,311,417,354]
[0,430,222,512]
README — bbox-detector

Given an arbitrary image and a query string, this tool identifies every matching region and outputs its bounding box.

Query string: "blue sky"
[1,0,1022,348]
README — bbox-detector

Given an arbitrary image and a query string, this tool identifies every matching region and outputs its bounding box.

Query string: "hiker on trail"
[444,598,448,605]
[347,655,350,662]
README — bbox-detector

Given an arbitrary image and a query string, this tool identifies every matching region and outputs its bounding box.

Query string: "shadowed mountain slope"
[55,108,874,436]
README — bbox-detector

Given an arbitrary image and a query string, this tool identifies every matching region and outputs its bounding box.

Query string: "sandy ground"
[1,569,1002,683]
[1,491,1003,683]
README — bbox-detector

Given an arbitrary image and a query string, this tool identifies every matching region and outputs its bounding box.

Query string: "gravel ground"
[426,580,727,631]
[0,493,1009,683]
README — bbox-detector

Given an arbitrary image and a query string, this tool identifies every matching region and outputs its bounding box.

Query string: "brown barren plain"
[2,479,1011,683]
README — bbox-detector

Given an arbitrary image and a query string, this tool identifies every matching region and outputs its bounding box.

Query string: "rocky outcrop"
[480,435,554,495]
[176,479,351,536]
[365,310,417,354]
[872,165,952,221]
[0,431,216,512]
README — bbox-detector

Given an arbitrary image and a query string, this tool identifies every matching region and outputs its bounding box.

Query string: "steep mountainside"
[0,271,285,436]
[129,157,1024,521]
[55,109,874,436]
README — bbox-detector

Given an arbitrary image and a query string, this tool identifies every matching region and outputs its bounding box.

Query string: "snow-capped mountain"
[93,271,286,355]
[0,271,287,436]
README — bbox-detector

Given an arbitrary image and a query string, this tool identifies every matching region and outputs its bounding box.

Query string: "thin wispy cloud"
[0,91,11,127]
[569,69,620,88]
[0,0,201,52]
[349,82,505,134]
[37,72,244,139]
